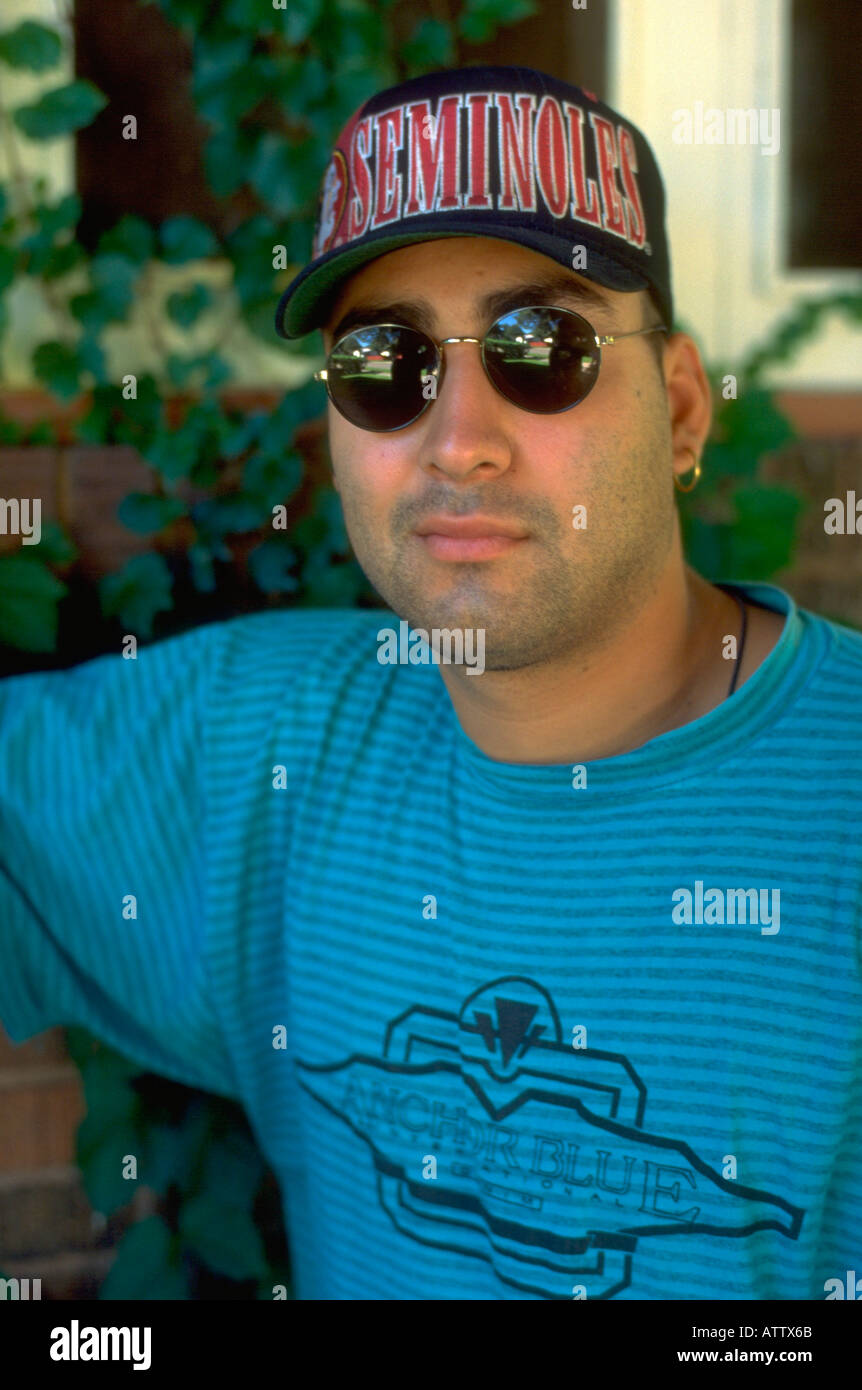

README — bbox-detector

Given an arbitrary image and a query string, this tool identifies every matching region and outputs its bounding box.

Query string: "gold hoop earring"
[674,448,702,493]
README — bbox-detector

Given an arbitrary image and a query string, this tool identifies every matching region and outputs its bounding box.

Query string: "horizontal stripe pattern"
[0,581,860,1300]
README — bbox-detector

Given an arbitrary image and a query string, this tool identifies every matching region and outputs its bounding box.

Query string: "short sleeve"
[0,622,238,1098]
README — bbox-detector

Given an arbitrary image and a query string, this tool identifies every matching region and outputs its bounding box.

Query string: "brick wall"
[0,1026,119,1298]
[762,434,862,629]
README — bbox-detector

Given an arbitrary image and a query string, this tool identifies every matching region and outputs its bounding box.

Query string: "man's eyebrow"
[480,275,616,324]
[327,275,617,343]
[328,299,438,342]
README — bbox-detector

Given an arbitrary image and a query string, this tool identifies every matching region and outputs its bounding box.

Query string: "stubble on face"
[334,385,677,674]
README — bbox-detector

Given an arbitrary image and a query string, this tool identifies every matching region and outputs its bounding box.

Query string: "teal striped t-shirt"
[1,579,860,1300]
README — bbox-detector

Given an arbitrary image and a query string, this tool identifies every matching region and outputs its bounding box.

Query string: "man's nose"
[416,341,515,480]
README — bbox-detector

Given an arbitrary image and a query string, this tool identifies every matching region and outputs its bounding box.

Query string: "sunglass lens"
[325,325,435,430]
[482,307,600,412]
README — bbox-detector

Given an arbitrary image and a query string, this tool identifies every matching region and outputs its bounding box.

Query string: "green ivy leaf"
[722,389,796,453]
[165,351,232,390]
[137,1097,212,1196]
[260,382,325,447]
[191,34,257,124]
[193,493,270,537]
[279,0,325,45]
[679,513,729,580]
[33,520,77,566]
[248,133,327,218]
[0,242,17,293]
[97,214,157,266]
[77,1108,140,1215]
[274,56,329,121]
[136,1120,194,1196]
[248,538,298,594]
[117,492,187,534]
[0,554,66,651]
[402,18,455,72]
[159,215,220,264]
[40,239,85,282]
[321,1,389,64]
[99,1215,190,1300]
[166,283,212,328]
[91,252,140,313]
[0,20,63,72]
[29,191,80,238]
[243,449,303,506]
[188,541,217,592]
[32,340,83,399]
[198,1130,265,1213]
[13,79,108,139]
[95,375,162,450]
[99,552,174,638]
[201,126,258,198]
[701,439,758,481]
[327,66,395,124]
[462,0,537,34]
[179,1193,268,1281]
[70,254,140,330]
[77,331,108,384]
[728,485,805,579]
[221,411,265,460]
[301,556,368,606]
[0,410,24,445]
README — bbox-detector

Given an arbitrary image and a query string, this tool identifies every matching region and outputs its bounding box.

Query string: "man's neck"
[437,565,745,766]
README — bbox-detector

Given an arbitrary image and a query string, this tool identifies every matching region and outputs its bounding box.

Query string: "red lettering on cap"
[563,102,601,226]
[465,93,492,210]
[495,93,537,212]
[534,95,569,219]
[370,107,403,230]
[590,113,627,239]
[345,116,373,241]
[618,126,646,248]
[404,95,462,216]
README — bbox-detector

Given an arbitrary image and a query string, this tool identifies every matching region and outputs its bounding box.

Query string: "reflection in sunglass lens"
[482,307,600,413]
[326,324,436,430]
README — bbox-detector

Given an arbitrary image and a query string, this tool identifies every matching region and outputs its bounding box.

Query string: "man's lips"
[413,515,529,561]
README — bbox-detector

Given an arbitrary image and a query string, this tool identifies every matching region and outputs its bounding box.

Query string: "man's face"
[322,236,678,671]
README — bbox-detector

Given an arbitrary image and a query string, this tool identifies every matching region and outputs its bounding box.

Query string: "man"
[1,65,860,1302]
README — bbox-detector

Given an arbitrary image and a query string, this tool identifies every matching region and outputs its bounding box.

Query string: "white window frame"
[608,0,861,389]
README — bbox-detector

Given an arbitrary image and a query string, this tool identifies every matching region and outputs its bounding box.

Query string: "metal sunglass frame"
[314,306,669,431]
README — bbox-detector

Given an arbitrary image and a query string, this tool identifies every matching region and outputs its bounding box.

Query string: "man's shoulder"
[151,605,385,672]
[800,601,862,676]
[187,605,392,701]
[737,580,862,688]
[790,599,862,757]
[210,604,385,657]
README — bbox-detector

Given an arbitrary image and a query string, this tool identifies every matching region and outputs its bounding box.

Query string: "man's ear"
[661,333,712,483]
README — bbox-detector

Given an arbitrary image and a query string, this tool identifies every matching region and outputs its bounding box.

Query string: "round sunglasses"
[315,305,668,432]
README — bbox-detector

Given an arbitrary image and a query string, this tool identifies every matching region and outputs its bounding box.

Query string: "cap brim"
[275,224,655,340]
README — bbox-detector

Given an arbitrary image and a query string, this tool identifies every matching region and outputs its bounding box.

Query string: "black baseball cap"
[275,64,674,340]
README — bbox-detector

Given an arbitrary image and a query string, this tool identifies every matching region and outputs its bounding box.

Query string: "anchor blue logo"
[296,976,804,1298]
